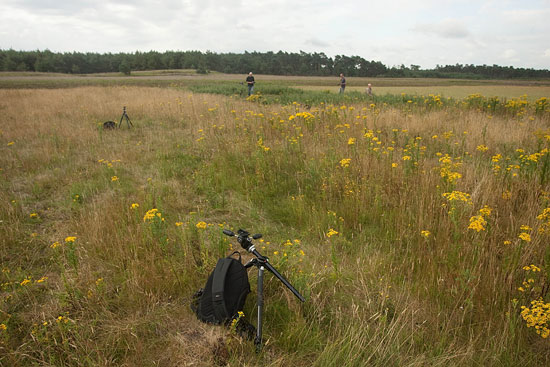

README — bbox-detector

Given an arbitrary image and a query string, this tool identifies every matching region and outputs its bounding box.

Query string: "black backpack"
[191,252,251,325]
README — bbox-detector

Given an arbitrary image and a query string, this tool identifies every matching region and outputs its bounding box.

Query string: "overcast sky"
[1,0,549,70]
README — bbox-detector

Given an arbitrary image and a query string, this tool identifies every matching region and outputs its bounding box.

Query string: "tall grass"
[1,86,549,366]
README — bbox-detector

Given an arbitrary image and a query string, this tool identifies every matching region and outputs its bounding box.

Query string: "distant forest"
[1,49,549,80]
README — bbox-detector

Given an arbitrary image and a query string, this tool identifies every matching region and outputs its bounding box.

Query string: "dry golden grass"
[1,86,550,366]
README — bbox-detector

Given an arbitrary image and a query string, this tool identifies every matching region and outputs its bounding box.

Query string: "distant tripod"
[118,106,133,128]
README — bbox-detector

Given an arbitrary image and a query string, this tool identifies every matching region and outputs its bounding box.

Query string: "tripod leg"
[255,266,264,352]
[123,114,130,128]
[122,114,131,128]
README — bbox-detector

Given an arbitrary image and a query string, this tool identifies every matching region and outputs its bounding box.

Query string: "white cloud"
[305,38,330,48]
[412,18,470,39]
[503,49,517,59]
[0,0,548,69]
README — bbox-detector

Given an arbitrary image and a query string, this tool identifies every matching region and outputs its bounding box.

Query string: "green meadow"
[1,72,550,366]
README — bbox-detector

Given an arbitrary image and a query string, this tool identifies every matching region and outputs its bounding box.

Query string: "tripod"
[223,229,305,352]
[118,106,133,128]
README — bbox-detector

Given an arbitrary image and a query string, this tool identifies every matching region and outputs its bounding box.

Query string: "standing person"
[246,72,255,96]
[339,73,346,94]
[366,83,372,96]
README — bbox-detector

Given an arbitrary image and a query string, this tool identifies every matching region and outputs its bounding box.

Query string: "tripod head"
[224,229,262,253]
[223,229,305,302]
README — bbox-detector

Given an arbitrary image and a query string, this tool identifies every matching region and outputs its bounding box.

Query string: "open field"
[299,85,550,101]
[2,71,550,96]
[1,78,550,366]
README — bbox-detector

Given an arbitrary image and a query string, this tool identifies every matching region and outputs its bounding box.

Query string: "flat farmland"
[2,71,550,100]
[299,84,550,100]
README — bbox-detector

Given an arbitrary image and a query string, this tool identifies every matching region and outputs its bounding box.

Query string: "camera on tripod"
[224,228,305,350]
[192,228,306,352]
[118,106,133,128]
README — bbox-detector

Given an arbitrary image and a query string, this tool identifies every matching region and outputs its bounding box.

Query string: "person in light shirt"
[246,72,255,96]
[339,73,346,94]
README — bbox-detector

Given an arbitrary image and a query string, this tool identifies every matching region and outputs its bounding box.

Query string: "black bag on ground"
[191,252,251,325]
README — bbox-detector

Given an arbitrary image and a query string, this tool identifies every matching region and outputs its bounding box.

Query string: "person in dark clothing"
[246,72,255,96]
[339,73,346,94]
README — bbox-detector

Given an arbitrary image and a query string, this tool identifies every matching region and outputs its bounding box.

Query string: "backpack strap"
[228,251,242,262]
[190,288,204,314]
[212,258,232,321]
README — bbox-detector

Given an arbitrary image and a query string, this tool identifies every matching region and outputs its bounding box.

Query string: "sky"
[1,0,549,70]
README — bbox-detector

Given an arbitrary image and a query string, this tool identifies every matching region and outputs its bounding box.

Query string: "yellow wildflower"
[143,208,160,222]
[523,265,541,272]
[479,206,492,217]
[442,191,472,204]
[327,228,339,238]
[519,232,531,242]
[468,215,487,232]
[20,277,31,286]
[537,207,550,233]
[537,208,550,222]
[520,298,550,339]
[339,158,351,168]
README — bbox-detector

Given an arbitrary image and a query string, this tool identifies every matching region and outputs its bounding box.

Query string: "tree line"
[1,49,549,79]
